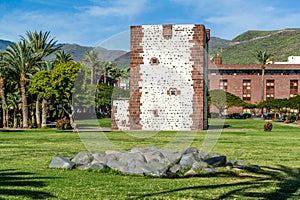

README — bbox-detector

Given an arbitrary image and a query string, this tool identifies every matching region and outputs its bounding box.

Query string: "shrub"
[264,122,273,131]
[56,117,71,130]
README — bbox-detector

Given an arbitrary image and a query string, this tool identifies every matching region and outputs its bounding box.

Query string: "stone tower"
[112,24,210,131]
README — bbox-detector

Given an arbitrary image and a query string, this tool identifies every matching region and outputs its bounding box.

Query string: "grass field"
[0,119,300,199]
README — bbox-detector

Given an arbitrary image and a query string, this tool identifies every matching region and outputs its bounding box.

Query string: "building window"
[290,80,298,97]
[219,79,227,91]
[243,80,251,101]
[167,88,180,96]
[150,57,159,65]
[266,80,275,100]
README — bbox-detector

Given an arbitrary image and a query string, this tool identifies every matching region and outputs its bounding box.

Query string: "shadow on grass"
[0,169,56,199]
[133,165,300,200]
[208,124,230,129]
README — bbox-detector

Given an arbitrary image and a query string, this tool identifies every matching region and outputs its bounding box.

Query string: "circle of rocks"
[49,146,260,177]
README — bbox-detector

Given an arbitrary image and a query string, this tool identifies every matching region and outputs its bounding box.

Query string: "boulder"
[118,152,146,165]
[77,163,108,171]
[130,145,158,154]
[71,152,94,165]
[198,151,208,161]
[160,149,182,165]
[202,168,217,175]
[91,153,107,165]
[192,161,208,171]
[169,164,182,174]
[179,153,198,171]
[49,155,76,169]
[205,155,226,167]
[184,169,197,177]
[182,147,198,155]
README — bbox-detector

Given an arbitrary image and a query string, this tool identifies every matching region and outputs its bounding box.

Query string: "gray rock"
[105,153,119,161]
[192,161,208,171]
[205,155,226,167]
[198,152,208,161]
[105,150,121,155]
[77,163,108,171]
[91,153,107,165]
[146,159,169,177]
[179,153,197,171]
[202,168,217,174]
[169,164,182,174]
[144,151,164,162]
[184,169,197,177]
[49,155,76,169]
[182,147,198,155]
[130,145,158,153]
[89,163,109,170]
[159,149,182,165]
[71,152,94,165]
[118,152,146,165]
[106,159,125,171]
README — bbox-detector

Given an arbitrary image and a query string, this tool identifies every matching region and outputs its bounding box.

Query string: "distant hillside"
[213,28,300,64]
[0,39,13,50]
[209,37,231,50]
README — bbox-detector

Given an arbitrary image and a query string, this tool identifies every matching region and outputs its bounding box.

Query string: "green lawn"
[0,119,300,199]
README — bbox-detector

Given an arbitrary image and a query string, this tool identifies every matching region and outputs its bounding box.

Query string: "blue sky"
[1,0,300,50]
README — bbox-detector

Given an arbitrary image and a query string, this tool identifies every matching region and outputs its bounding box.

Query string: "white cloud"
[82,0,148,17]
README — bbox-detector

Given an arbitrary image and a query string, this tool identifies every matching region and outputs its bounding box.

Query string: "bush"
[264,122,273,131]
[56,117,72,130]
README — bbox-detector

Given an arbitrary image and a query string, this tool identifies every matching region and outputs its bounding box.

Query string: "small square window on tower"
[150,57,159,65]
[167,88,180,96]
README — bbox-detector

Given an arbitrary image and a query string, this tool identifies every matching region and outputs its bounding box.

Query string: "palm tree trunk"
[261,66,265,114]
[0,77,6,128]
[41,99,48,128]
[20,74,28,128]
[104,72,107,85]
[91,65,94,85]
[36,97,41,128]
[13,109,17,128]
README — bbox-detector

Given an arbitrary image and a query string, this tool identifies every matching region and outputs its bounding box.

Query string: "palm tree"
[110,67,129,87]
[53,50,73,64]
[2,41,39,128]
[23,31,60,128]
[82,50,102,85]
[0,51,7,127]
[103,61,115,85]
[253,50,272,102]
[6,91,21,128]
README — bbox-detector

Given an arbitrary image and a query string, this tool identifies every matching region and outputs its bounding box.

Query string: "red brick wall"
[209,61,300,114]
[190,24,209,130]
[129,26,144,130]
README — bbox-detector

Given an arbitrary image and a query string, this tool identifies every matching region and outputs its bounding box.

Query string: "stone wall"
[112,24,210,130]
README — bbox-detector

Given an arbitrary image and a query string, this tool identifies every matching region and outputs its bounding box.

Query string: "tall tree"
[110,67,129,87]
[2,41,39,128]
[0,51,7,127]
[209,89,245,117]
[82,50,101,85]
[28,70,53,128]
[23,31,60,128]
[253,50,272,102]
[103,61,115,85]
[6,91,21,128]
[53,50,73,65]
[51,62,80,128]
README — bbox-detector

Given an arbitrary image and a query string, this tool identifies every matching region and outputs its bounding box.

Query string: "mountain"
[0,40,127,63]
[212,28,300,64]
[0,39,13,50]
[209,37,231,50]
